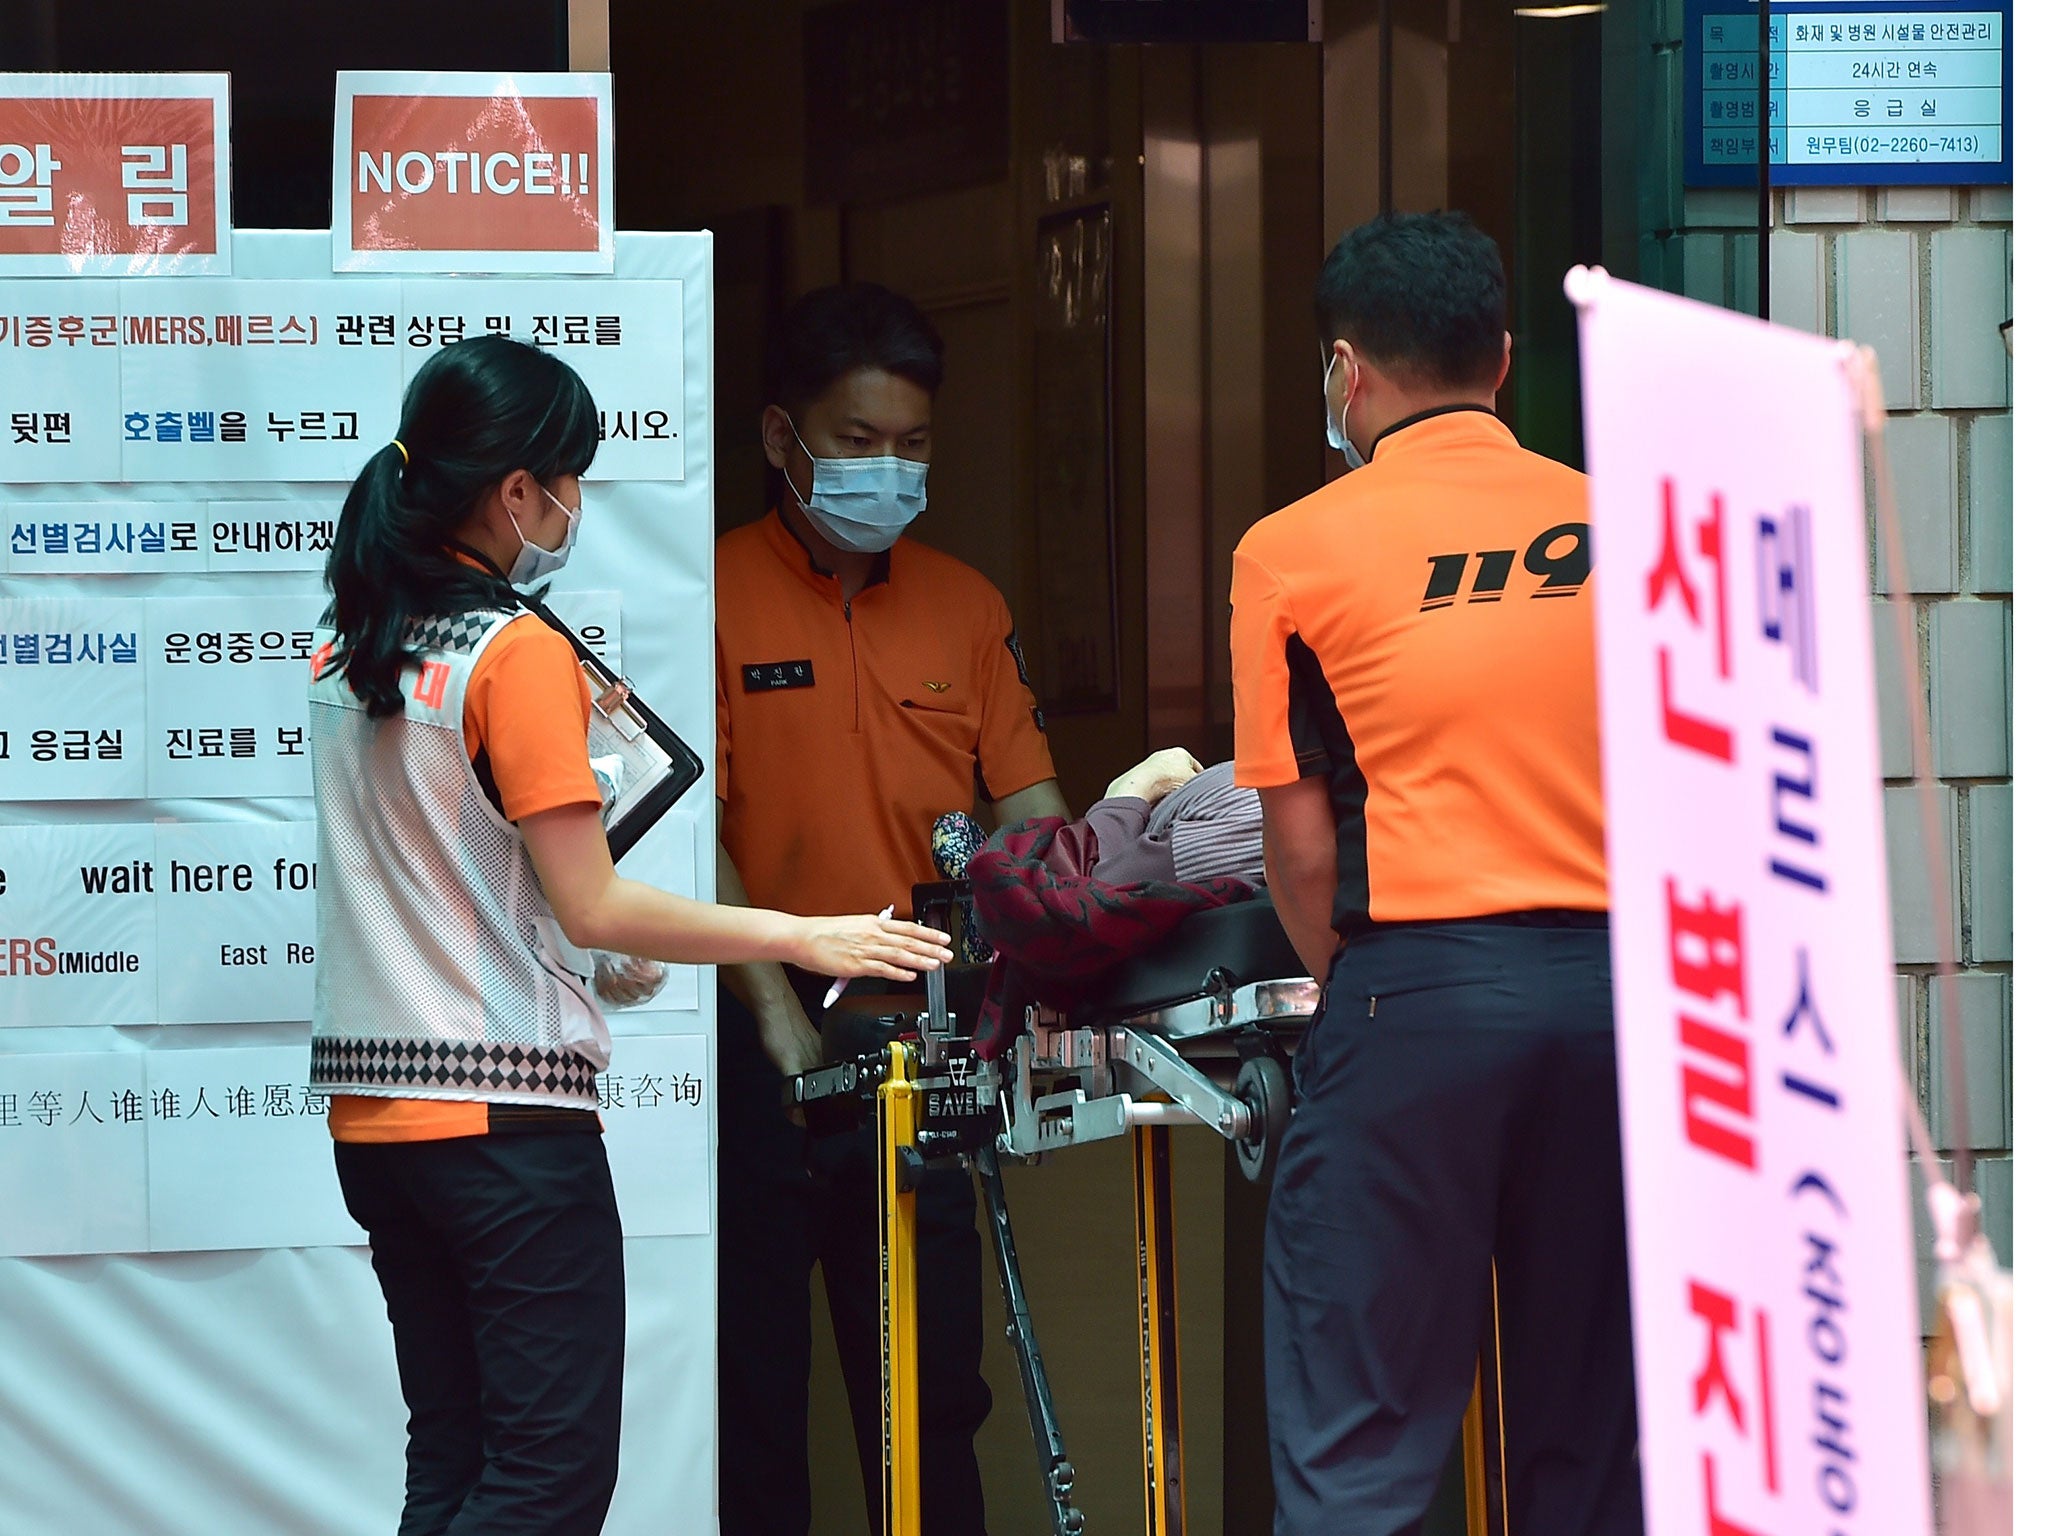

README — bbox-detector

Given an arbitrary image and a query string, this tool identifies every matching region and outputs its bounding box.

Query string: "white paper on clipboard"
[584,659,674,831]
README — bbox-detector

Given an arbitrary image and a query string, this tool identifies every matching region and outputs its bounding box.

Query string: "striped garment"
[1088,761,1266,887]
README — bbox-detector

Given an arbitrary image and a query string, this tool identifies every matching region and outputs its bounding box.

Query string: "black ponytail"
[321,335,600,717]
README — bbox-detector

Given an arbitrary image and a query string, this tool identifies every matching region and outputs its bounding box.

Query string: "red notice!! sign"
[0,75,231,276]
[332,71,614,275]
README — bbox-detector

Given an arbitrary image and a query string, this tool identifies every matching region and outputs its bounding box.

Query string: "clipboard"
[519,597,704,862]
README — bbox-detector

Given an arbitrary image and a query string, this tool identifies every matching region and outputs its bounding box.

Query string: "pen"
[821,905,893,1009]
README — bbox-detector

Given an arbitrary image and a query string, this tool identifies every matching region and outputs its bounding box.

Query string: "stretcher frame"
[787,883,1502,1535]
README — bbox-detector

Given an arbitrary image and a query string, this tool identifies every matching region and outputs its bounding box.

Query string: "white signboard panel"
[0,1052,150,1256]
[145,596,323,799]
[599,1033,712,1237]
[0,595,148,800]
[1573,269,1932,1536]
[116,279,404,482]
[1,229,718,1536]
[200,500,341,573]
[3,501,210,573]
[143,1044,361,1252]
[153,822,319,1026]
[0,1033,710,1257]
[397,280,685,480]
[0,279,125,481]
[0,822,159,1028]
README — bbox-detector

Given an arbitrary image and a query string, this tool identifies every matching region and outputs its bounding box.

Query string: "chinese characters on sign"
[1573,271,1932,1536]
[1686,2,2009,186]
[0,1036,710,1256]
[0,74,231,275]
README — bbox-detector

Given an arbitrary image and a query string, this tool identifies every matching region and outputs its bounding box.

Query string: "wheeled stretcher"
[786,882,1501,1536]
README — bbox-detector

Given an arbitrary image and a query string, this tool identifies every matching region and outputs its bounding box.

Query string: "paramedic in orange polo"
[714,282,1068,1536]
[1231,213,1644,1536]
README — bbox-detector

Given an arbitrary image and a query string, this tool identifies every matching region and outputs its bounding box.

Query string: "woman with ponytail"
[309,336,951,1536]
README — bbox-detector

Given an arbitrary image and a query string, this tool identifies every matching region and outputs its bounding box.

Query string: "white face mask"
[783,414,928,554]
[506,483,582,586]
[1323,351,1365,471]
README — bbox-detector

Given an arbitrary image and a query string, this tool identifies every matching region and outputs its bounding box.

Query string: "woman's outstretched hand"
[794,914,954,983]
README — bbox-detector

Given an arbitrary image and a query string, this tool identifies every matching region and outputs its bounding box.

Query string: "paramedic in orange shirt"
[309,336,951,1536]
[1231,214,1644,1536]
[714,283,1067,1536]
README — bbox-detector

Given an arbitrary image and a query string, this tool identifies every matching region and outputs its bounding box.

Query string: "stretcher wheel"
[1233,1055,1290,1184]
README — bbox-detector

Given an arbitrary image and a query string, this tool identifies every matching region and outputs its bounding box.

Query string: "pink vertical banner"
[1570,268,1932,1536]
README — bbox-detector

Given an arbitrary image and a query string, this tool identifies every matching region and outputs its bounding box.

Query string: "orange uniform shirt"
[329,612,602,1143]
[1231,407,1607,931]
[717,510,1056,919]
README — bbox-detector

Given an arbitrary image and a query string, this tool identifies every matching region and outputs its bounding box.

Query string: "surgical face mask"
[783,414,928,554]
[506,483,582,586]
[1323,352,1365,471]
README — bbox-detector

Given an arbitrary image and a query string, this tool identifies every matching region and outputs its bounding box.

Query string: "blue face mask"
[506,484,581,587]
[784,415,928,554]
[1323,351,1365,471]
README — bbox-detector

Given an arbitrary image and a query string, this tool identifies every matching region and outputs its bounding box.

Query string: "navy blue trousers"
[1264,919,1645,1536]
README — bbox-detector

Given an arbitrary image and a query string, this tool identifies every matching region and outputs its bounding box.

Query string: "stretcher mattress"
[1071,895,1305,1023]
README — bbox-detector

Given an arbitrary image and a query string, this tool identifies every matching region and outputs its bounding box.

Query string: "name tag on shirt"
[742,660,815,693]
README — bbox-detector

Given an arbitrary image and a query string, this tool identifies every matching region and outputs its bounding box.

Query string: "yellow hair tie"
[390,439,409,466]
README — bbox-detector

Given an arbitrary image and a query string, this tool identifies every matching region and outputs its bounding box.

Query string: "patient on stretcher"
[932,749,1270,1056]
[933,747,1264,897]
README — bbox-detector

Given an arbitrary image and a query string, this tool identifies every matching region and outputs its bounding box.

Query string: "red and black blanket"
[964,817,1253,1059]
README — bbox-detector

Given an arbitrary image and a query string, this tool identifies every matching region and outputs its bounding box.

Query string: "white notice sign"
[116,279,405,482]
[599,1032,711,1237]
[3,501,210,574]
[0,1052,150,1256]
[144,1045,362,1253]
[397,280,685,481]
[0,822,159,1028]
[0,280,126,483]
[0,595,149,800]
[1572,269,1932,1536]
[154,821,319,1025]
[145,595,324,799]
[547,588,624,670]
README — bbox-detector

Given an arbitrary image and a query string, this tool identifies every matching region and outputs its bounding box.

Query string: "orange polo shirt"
[1230,406,1607,932]
[717,510,1057,920]
[329,611,604,1143]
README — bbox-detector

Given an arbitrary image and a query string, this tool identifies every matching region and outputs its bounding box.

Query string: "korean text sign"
[1572,271,1931,1536]
[334,71,614,274]
[0,74,230,276]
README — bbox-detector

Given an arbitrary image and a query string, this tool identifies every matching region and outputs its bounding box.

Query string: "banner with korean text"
[1571,268,1931,1536]
[333,71,613,274]
[0,74,230,276]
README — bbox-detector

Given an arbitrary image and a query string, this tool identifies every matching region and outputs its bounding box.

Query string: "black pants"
[335,1129,627,1536]
[1264,921,1645,1536]
[718,981,991,1536]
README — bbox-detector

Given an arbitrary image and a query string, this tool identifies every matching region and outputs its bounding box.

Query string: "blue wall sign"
[1684,0,2012,187]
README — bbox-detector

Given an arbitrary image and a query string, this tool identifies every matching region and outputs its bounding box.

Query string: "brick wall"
[1642,2,2013,1319]
[1774,185,2013,1317]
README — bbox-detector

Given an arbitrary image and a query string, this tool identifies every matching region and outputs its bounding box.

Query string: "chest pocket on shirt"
[897,690,979,758]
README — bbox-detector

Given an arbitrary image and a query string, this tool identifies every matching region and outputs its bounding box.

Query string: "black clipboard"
[520,597,704,862]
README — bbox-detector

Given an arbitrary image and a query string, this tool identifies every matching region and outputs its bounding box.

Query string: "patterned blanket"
[965,817,1252,1059]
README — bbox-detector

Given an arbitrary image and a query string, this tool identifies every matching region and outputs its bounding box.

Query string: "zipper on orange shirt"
[843,599,861,732]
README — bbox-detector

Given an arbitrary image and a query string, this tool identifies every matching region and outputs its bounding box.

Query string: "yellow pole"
[1463,1363,1489,1536]
[878,1041,922,1536]
[1133,1124,1186,1536]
